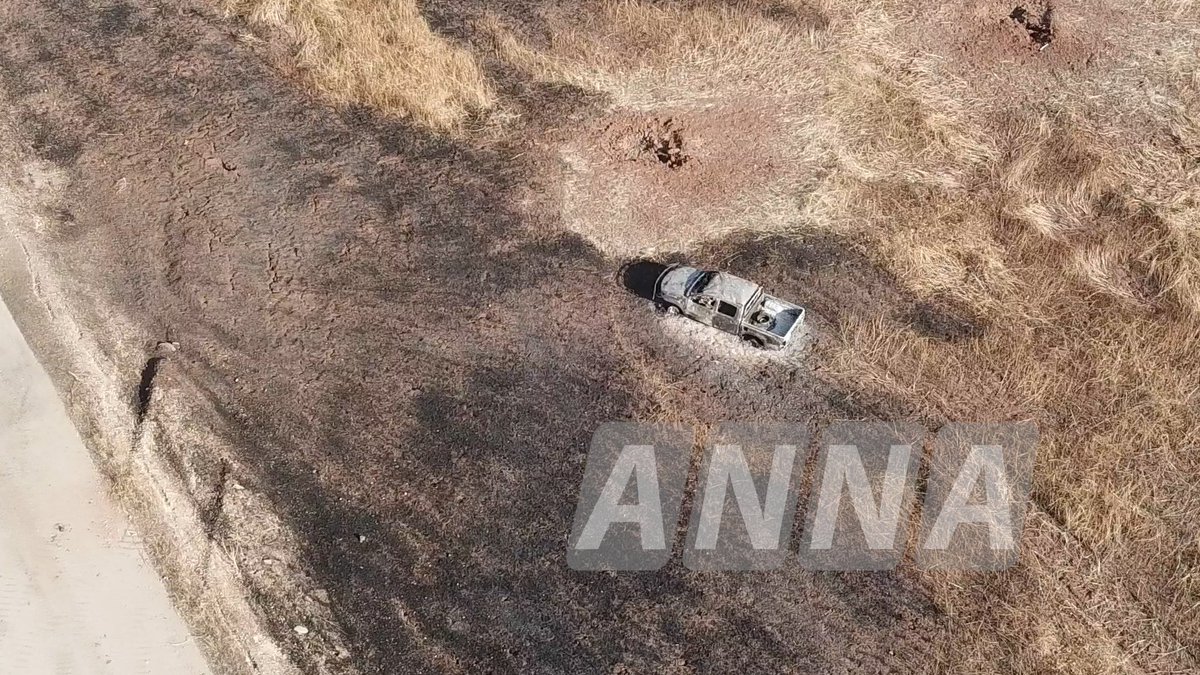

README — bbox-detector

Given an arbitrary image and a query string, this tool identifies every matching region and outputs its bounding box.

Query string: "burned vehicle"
[654,265,806,349]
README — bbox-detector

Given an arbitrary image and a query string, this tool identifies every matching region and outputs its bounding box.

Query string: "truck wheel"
[743,335,765,349]
[664,304,681,315]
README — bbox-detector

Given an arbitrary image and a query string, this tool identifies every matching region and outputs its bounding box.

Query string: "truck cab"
[655,266,806,349]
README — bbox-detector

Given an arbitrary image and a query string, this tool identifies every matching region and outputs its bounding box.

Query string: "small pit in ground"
[934,0,1101,75]
[639,119,689,169]
[1010,4,1053,48]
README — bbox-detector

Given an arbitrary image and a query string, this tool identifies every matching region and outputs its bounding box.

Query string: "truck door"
[689,295,716,327]
[712,301,740,334]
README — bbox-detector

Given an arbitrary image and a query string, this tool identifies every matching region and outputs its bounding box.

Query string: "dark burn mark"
[201,459,231,540]
[98,4,136,36]
[905,301,987,342]
[135,356,164,425]
[31,123,82,164]
[0,0,951,672]
[758,0,831,30]
[1010,4,1054,48]
[53,208,76,224]
[640,118,689,169]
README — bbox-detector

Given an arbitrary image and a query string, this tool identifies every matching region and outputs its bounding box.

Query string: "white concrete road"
[0,298,209,673]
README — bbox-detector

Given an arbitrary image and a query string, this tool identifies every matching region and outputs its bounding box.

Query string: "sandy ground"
[0,296,209,673]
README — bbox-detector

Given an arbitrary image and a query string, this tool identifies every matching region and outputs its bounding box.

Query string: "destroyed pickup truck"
[654,265,806,349]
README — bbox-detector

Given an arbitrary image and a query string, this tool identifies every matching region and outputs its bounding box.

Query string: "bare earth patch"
[556,103,806,256]
[948,0,1107,71]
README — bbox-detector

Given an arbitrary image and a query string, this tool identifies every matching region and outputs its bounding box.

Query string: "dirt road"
[0,296,208,673]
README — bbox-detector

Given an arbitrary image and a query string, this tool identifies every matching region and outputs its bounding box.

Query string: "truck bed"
[759,296,805,340]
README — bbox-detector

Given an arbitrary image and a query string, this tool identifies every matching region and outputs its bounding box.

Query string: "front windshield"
[689,271,715,295]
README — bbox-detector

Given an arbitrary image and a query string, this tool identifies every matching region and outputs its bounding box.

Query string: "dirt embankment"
[0,0,965,673]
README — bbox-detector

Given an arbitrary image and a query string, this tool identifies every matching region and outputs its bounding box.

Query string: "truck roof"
[695,272,760,307]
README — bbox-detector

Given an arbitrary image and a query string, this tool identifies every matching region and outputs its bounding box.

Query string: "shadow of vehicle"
[619,259,670,302]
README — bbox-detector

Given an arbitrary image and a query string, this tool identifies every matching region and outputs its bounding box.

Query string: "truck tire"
[742,335,765,349]
[664,304,681,315]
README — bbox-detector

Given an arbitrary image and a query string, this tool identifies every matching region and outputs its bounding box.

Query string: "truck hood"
[658,266,701,299]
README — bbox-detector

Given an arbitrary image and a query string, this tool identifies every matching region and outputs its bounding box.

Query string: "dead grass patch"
[480,1,830,109]
[820,104,1200,665]
[226,0,493,129]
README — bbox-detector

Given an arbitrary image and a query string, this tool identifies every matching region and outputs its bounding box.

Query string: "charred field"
[0,0,1198,673]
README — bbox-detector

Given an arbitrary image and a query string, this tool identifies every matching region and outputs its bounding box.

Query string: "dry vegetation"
[227,0,1200,670]
[225,0,493,129]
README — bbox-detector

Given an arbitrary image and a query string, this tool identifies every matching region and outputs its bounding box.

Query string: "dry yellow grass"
[480,1,830,109]
[226,0,493,129]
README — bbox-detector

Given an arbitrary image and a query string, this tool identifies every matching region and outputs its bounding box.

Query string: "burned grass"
[1,0,1200,672]
[0,1,950,672]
